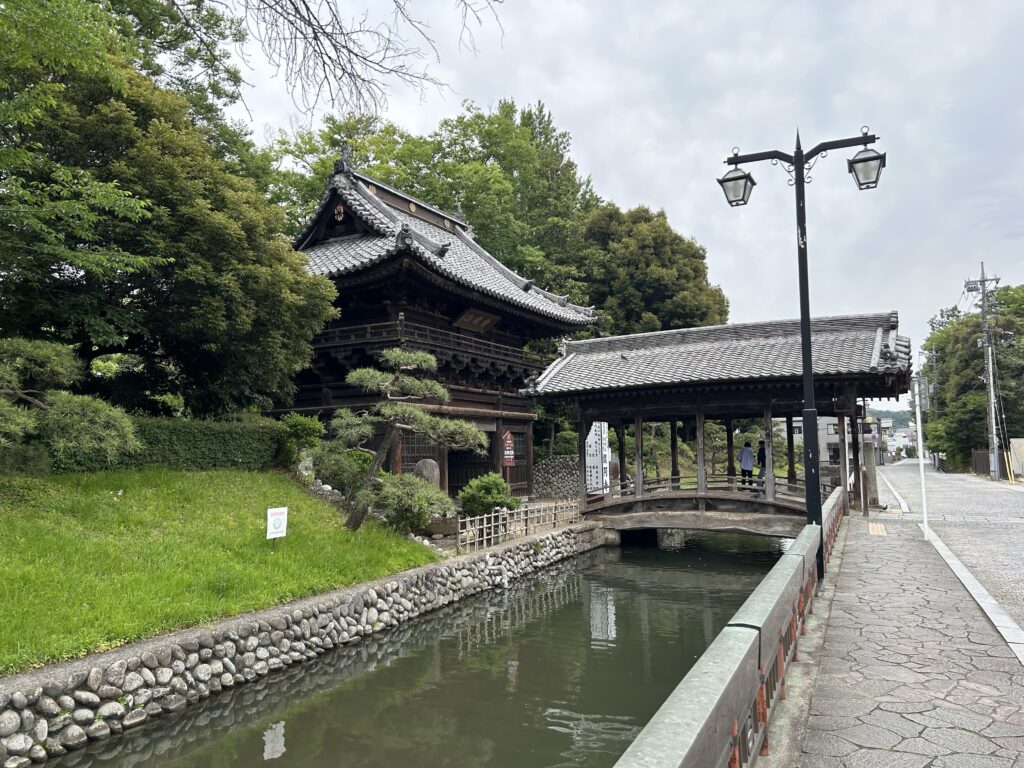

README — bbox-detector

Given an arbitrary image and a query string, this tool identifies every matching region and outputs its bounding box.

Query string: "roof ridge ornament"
[333,144,354,176]
[396,223,414,249]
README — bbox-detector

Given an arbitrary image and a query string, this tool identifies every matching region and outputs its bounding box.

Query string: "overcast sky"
[229,1,1024,409]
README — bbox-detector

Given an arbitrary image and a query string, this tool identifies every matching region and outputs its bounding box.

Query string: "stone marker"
[414,458,440,488]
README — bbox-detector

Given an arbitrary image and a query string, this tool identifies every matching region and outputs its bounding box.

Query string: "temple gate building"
[284,157,595,495]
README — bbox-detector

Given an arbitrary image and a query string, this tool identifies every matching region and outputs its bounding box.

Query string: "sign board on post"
[585,422,611,493]
[502,431,515,467]
[267,507,288,540]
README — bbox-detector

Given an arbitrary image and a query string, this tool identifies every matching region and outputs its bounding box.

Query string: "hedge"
[130,418,288,471]
[55,417,289,472]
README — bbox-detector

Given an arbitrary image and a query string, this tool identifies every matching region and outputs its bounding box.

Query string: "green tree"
[0,0,154,328]
[0,338,139,470]
[921,284,1024,468]
[2,63,337,415]
[327,348,487,531]
[579,204,728,334]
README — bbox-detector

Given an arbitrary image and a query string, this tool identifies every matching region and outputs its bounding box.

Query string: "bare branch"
[170,0,502,114]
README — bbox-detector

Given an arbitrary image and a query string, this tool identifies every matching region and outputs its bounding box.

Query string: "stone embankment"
[0,523,601,767]
[16,553,593,768]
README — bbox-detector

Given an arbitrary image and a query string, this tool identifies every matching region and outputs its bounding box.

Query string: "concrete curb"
[920,523,1024,668]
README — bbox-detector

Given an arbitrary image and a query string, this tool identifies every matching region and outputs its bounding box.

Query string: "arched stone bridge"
[583,476,819,539]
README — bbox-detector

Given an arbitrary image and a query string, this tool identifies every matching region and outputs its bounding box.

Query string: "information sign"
[502,431,515,467]
[266,507,288,540]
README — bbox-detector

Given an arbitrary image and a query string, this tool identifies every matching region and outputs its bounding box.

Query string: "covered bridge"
[525,311,911,530]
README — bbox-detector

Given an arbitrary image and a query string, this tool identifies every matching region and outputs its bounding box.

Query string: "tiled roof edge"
[564,312,899,355]
[351,170,468,227]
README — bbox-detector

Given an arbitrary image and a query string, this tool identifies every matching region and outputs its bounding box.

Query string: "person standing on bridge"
[738,441,755,490]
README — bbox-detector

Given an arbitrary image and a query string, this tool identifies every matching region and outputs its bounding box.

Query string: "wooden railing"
[456,501,581,553]
[314,318,547,368]
[582,473,830,511]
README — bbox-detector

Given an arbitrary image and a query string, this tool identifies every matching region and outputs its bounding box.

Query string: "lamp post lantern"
[718,127,885,582]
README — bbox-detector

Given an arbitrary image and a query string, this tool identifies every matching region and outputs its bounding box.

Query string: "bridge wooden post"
[634,414,644,496]
[696,407,707,503]
[851,411,864,514]
[726,419,736,490]
[578,416,590,509]
[786,415,797,485]
[670,419,679,489]
[616,420,627,494]
[837,413,850,516]
[763,406,776,501]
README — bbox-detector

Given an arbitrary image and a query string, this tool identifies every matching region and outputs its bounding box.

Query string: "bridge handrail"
[614,483,846,768]
[583,472,829,510]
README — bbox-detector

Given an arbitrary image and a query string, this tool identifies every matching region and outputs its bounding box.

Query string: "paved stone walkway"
[798,513,1024,768]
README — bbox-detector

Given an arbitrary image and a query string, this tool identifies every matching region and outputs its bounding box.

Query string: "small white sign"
[267,507,288,540]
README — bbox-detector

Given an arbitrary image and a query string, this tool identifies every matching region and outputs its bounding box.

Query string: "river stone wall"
[534,455,579,500]
[0,523,602,767]
[17,552,597,768]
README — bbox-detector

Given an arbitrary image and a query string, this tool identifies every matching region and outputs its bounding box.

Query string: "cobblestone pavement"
[798,515,1024,768]
[879,462,1024,634]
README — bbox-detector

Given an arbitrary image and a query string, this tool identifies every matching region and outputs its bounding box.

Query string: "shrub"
[314,449,374,509]
[458,472,519,517]
[36,391,140,472]
[552,430,578,456]
[279,413,325,467]
[374,473,453,533]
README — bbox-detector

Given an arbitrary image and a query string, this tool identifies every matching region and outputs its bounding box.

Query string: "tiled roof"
[530,312,911,395]
[297,170,595,326]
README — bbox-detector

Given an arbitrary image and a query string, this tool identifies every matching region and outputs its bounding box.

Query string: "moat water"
[58,533,782,768]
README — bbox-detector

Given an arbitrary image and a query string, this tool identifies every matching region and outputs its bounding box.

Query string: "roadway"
[877,460,1024,632]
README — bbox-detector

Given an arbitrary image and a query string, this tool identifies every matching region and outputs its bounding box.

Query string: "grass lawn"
[0,468,437,675]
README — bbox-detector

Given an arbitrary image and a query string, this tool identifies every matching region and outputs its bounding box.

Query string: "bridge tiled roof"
[296,169,595,327]
[529,312,911,395]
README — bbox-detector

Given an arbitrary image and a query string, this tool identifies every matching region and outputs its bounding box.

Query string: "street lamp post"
[718,127,886,581]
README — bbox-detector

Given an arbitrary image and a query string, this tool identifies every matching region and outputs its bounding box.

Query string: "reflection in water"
[262,722,285,761]
[588,584,617,648]
[54,533,781,768]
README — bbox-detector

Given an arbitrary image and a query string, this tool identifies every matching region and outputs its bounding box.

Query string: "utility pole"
[965,263,1001,480]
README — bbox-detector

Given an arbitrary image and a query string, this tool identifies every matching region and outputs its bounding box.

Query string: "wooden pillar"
[634,414,644,496]
[578,415,589,508]
[670,418,679,489]
[851,412,864,515]
[493,419,504,475]
[763,406,775,501]
[439,447,449,494]
[837,414,850,515]
[786,415,797,484]
[726,419,736,489]
[696,407,706,496]
[617,420,627,491]
[526,421,535,497]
